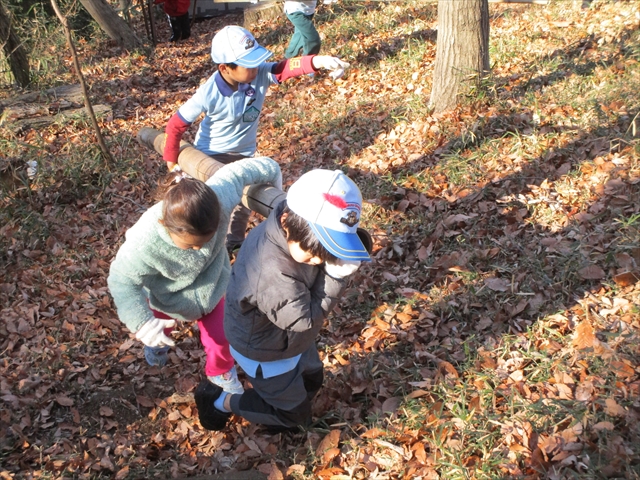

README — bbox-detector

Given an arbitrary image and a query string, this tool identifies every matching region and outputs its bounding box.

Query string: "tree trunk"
[78,0,143,50]
[429,0,490,113]
[0,0,30,87]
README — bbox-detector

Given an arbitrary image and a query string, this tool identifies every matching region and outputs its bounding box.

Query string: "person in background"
[107,157,282,396]
[162,25,349,252]
[193,169,372,432]
[155,0,190,42]
[283,0,320,59]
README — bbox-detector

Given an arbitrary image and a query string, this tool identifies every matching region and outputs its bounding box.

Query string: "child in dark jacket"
[193,169,371,431]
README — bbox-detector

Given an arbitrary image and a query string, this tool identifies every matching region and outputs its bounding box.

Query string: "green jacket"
[107,157,281,333]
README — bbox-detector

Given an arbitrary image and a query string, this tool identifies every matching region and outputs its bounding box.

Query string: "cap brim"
[235,46,273,68]
[309,223,372,262]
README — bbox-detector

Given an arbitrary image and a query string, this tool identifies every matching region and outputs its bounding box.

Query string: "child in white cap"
[192,169,371,432]
[162,25,350,252]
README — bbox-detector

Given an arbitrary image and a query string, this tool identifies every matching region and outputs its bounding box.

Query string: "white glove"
[135,318,176,347]
[312,56,350,80]
[324,260,361,279]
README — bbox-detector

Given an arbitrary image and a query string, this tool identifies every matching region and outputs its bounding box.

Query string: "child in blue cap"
[162,26,349,252]
[193,169,372,431]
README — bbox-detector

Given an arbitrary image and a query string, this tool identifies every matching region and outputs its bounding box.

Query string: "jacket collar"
[264,200,290,252]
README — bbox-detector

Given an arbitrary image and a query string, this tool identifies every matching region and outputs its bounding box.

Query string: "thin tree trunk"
[0,0,30,87]
[78,0,143,50]
[50,0,113,164]
[429,0,490,113]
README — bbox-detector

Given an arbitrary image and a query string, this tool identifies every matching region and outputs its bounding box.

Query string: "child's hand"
[324,260,361,279]
[135,318,176,347]
[312,56,350,80]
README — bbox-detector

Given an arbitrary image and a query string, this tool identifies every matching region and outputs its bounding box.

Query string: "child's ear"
[279,212,289,237]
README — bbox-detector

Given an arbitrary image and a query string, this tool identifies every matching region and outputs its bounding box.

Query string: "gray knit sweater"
[107,157,281,333]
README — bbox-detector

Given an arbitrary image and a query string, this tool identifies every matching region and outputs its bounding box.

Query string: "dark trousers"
[168,13,190,42]
[229,345,324,428]
[284,12,321,58]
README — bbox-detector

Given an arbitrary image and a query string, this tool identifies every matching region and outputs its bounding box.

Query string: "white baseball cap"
[210,26,273,68]
[287,170,371,262]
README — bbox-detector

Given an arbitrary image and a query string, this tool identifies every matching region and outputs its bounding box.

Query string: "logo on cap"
[340,211,359,227]
[245,39,255,50]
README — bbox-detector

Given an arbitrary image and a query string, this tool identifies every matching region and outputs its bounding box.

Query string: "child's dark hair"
[218,63,238,71]
[281,206,337,263]
[155,171,220,237]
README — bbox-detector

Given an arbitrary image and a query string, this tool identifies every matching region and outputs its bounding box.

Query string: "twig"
[112,193,148,210]
[50,0,114,164]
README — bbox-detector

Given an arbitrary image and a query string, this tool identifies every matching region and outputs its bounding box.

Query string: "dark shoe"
[194,380,231,431]
[264,424,300,435]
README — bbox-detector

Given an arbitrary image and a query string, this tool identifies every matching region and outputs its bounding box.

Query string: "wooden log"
[1,104,112,130]
[244,1,282,29]
[136,127,374,253]
[0,84,84,111]
[137,127,285,218]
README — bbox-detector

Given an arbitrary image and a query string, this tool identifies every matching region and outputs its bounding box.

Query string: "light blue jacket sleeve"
[207,157,282,217]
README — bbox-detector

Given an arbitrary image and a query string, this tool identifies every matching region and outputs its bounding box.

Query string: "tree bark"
[0,0,30,87]
[429,0,490,113]
[78,0,143,50]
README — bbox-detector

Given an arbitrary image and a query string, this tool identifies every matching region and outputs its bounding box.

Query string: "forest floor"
[1,0,640,479]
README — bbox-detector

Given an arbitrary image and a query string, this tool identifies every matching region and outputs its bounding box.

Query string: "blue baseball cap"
[287,170,371,262]
[210,26,273,68]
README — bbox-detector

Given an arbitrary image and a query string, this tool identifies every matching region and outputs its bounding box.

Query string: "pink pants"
[152,297,234,377]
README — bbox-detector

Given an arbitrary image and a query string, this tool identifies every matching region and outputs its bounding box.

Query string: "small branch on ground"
[50,0,114,164]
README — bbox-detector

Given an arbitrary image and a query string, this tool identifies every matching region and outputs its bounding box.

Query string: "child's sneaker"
[208,366,244,395]
[194,380,231,431]
[144,345,170,366]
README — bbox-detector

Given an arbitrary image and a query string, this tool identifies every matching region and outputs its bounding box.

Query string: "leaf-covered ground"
[1,0,640,478]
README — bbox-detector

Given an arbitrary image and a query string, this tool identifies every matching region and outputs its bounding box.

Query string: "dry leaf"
[316,430,341,456]
[439,360,460,378]
[613,271,639,287]
[407,389,429,399]
[604,398,626,417]
[572,321,596,349]
[322,447,340,465]
[114,466,130,480]
[136,396,155,408]
[361,428,384,439]
[55,395,74,407]
[578,265,605,280]
[592,421,615,431]
[484,277,510,292]
[575,381,594,402]
[381,396,402,414]
[610,361,635,378]
[99,406,113,417]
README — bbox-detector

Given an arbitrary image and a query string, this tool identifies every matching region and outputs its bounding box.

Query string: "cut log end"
[244,1,282,28]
